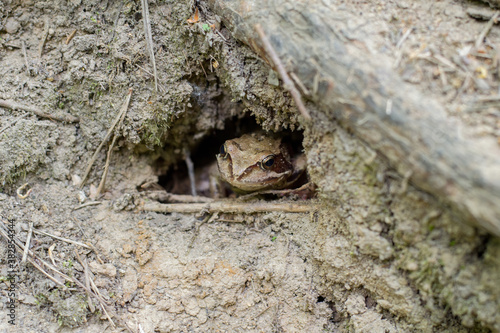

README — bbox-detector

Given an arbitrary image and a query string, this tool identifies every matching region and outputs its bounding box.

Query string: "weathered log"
[209,0,500,236]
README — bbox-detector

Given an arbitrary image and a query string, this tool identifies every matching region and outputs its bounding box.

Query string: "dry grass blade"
[141,0,158,92]
[33,229,91,249]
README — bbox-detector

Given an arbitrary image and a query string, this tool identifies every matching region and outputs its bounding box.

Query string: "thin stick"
[134,64,166,92]
[290,72,310,95]
[198,60,208,78]
[21,223,33,263]
[188,214,212,249]
[396,27,413,49]
[106,1,125,44]
[238,182,314,200]
[73,201,102,210]
[24,253,66,287]
[96,133,118,196]
[255,24,311,120]
[141,0,158,92]
[72,217,105,265]
[144,191,214,203]
[476,11,500,49]
[80,88,132,188]
[88,271,105,300]
[65,29,77,44]
[32,229,91,249]
[48,244,58,266]
[39,17,49,58]
[74,250,96,313]
[21,41,30,76]
[0,113,28,134]
[3,43,21,49]
[0,99,79,123]
[143,201,314,214]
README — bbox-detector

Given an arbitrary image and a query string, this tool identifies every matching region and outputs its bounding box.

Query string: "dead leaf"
[187,7,199,24]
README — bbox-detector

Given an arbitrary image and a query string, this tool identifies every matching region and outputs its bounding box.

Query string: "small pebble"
[4,18,20,34]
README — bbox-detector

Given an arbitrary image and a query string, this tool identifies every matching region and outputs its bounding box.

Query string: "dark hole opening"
[156,115,304,197]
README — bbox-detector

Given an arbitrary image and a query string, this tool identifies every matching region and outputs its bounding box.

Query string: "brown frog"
[216,133,305,193]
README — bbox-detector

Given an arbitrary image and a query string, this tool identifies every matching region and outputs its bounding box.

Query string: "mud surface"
[0,0,499,332]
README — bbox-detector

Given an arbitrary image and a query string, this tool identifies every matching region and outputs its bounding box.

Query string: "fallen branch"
[0,99,80,123]
[143,200,314,214]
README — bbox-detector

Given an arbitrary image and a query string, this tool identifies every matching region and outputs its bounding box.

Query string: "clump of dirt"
[0,0,499,332]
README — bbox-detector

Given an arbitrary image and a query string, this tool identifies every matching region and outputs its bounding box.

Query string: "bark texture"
[209,0,500,236]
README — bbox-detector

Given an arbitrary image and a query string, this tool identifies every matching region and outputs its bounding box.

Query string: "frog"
[216,133,306,193]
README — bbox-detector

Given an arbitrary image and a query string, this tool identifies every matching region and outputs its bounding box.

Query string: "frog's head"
[216,134,293,192]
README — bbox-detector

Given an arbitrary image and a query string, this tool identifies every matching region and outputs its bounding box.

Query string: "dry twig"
[0,113,28,134]
[255,24,311,120]
[80,88,132,188]
[38,17,49,58]
[238,182,314,201]
[74,250,96,313]
[96,133,118,196]
[33,229,91,249]
[143,201,314,214]
[21,222,33,263]
[144,191,214,203]
[66,29,77,44]
[475,11,500,49]
[73,201,102,210]
[21,41,30,76]
[0,99,80,123]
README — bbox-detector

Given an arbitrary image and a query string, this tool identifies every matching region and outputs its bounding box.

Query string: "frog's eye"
[219,144,228,158]
[260,155,275,170]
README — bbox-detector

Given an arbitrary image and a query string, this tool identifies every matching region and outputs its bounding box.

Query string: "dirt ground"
[1,0,500,332]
